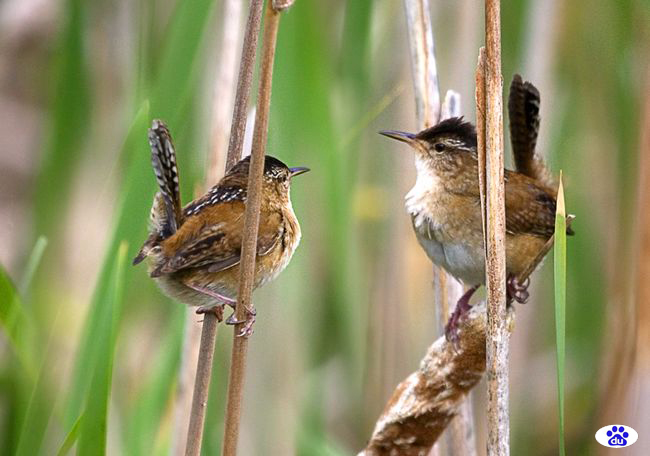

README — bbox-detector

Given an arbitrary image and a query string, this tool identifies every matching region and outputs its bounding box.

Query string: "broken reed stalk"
[184,1,265,455]
[222,2,288,455]
[483,0,509,453]
[359,300,501,456]
[403,1,476,454]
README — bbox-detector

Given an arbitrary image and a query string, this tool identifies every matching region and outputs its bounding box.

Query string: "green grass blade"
[554,172,567,456]
[77,242,128,456]
[0,266,36,375]
[56,413,83,456]
[34,0,90,236]
[123,306,184,456]
[63,101,150,426]
[65,0,217,427]
[19,236,48,297]
[14,315,61,456]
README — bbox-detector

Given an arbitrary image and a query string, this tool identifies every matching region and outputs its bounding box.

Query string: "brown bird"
[133,120,309,336]
[380,75,572,341]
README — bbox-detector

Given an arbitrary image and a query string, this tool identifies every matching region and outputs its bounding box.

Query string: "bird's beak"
[289,166,310,177]
[379,130,417,145]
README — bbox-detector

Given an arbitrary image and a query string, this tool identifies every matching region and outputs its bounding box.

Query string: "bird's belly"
[416,232,486,285]
[256,227,301,288]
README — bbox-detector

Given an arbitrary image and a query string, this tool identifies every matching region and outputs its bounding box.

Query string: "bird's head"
[380,117,477,175]
[227,155,309,201]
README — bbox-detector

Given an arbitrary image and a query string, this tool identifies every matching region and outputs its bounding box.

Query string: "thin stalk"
[402,1,476,454]
[221,2,285,455]
[184,0,265,455]
[208,0,244,183]
[483,0,509,454]
[170,311,202,456]
[403,0,440,129]
[172,3,245,450]
[553,175,567,456]
[225,0,266,171]
[184,319,219,456]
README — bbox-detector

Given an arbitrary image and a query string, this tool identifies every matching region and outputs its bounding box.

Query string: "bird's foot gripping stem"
[507,275,530,305]
[187,281,237,323]
[225,305,257,338]
[445,285,480,345]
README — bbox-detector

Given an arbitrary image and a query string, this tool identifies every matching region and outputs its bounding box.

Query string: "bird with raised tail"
[134,120,309,336]
[380,75,573,341]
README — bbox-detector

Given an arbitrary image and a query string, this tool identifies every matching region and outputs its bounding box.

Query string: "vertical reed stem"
[222,2,285,454]
[484,0,509,454]
[184,1,265,454]
[173,3,244,454]
[403,2,476,454]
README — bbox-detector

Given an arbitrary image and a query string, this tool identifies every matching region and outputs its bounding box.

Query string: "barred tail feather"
[508,74,555,190]
[149,119,182,237]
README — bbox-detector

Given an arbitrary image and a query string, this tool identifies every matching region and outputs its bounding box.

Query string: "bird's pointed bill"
[379,130,417,144]
[289,167,310,177]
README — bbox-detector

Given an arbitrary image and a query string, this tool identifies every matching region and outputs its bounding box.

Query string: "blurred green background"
[0,0,648,454]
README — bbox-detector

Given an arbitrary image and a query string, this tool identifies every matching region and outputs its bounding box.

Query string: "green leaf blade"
[554,172,567,456]
[77,242,128,456]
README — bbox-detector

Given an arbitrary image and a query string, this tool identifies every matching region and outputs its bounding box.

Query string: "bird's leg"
[507,275,530,305]
[445,285,480,344]
[184,281,236,322]
[225,305,257,338]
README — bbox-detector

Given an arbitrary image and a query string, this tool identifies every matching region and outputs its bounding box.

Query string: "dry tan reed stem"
[208,0,244,183]
[402,2,477,454]
[222,3,283,455]
[172,3,244,454]
[184,1,265,455]
[403,0,440,129]
[484,0,509,454]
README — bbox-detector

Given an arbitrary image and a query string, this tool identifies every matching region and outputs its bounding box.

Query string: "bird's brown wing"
[151,203,282,276]
[504,172,556,238]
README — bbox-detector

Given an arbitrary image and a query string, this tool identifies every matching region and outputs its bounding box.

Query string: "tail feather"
[149,120,182,237]
[508,74,553,188]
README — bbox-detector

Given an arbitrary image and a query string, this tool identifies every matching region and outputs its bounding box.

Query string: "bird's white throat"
[405,156,442,223]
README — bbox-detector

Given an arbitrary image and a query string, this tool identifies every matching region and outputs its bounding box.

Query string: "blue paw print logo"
[606,426,628,446]
[595,424,638,448]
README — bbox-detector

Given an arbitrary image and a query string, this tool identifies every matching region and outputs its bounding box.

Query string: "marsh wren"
[133,120,309,336]
[381,75,572,340]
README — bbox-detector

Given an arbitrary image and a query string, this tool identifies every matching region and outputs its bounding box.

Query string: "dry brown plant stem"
[359,230,556,455]
[184,1,265,455]
[222,2,286,455]
[403,0,440,129]
[403,1,476,454]
[172,4,244,454]
[208,0,244,182]
[484,0,509,453]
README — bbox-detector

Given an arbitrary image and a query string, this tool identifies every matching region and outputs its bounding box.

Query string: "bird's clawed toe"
[196,304,224,322]
[507,275,530,304]
[225,305,257,338]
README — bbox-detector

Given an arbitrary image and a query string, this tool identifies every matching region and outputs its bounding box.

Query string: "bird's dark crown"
[416,117,477,149]
[228,155,291,180]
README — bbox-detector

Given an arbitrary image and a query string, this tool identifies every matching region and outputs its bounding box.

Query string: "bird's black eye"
[434,143,445,152]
